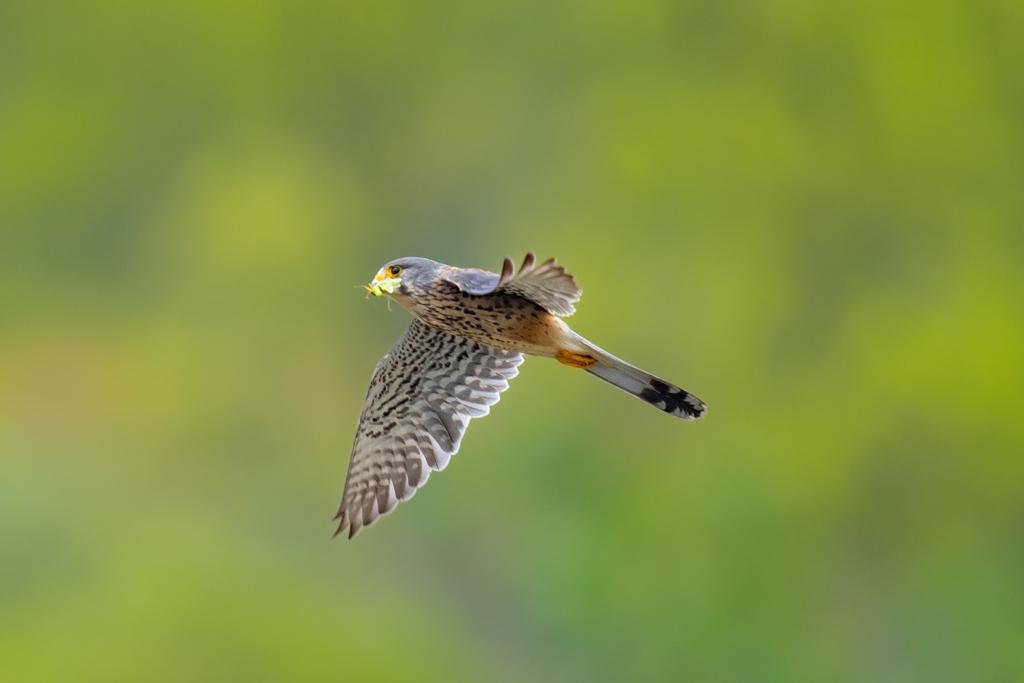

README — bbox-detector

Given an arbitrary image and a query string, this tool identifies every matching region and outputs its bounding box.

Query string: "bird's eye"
[388,265,403,277]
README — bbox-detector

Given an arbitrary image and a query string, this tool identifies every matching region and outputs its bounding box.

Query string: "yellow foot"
[556,349,597,369]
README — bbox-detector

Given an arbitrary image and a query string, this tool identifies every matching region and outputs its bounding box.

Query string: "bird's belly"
[414,295,567,358]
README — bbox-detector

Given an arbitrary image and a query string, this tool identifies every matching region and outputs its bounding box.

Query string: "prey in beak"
[361,268,403,309]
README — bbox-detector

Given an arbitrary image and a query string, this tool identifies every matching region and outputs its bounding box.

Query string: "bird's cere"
[365,276,401,297]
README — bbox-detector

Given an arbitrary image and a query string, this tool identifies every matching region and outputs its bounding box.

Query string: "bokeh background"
[2,1,1023,681]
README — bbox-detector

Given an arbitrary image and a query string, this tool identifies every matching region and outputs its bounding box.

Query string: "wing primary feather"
[520,252,536,272]
[498,256,515,287]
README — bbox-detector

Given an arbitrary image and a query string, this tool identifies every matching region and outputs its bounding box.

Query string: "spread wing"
[441,252,582,316]
[335,320,524,538]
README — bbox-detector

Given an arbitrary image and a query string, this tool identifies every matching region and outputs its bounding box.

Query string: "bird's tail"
[556,333,707,420]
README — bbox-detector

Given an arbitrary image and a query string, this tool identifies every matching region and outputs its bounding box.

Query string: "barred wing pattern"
[499,252,581,316]
[442,252,582,317]
[336,320,524,538]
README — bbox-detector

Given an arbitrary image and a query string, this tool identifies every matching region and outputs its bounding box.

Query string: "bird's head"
[363,257,445,306]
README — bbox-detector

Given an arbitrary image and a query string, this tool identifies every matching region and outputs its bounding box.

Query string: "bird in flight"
[336,253,706,538]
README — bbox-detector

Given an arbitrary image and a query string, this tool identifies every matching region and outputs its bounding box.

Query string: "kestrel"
[336,253,706,538]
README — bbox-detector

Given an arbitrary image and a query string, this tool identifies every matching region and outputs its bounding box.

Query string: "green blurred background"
[2,0,1022,681]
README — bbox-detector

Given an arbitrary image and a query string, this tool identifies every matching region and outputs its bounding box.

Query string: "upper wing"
[335,320,524,538]
[499,252,581,316]
[442,252,582,316]
[439,267,500,294]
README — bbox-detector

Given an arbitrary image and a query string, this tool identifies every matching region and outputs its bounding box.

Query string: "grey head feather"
[379,257,448,292]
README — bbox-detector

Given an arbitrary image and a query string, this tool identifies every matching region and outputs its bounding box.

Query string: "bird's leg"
[555,349,597,369]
